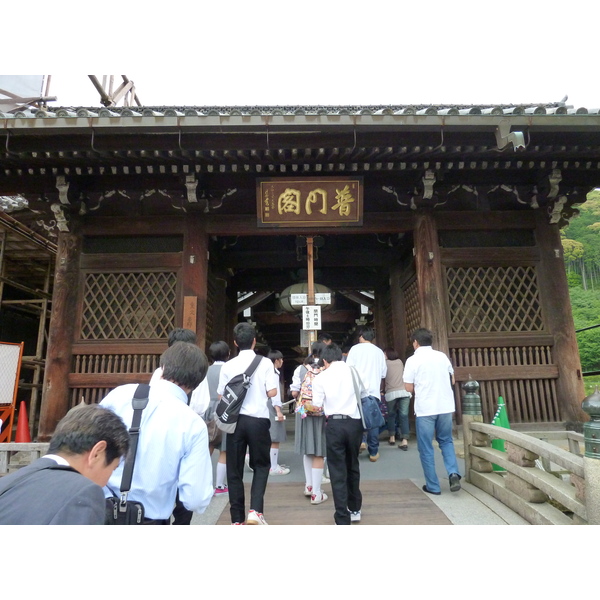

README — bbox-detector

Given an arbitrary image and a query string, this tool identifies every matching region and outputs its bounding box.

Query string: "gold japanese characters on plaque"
[257,177,363,227]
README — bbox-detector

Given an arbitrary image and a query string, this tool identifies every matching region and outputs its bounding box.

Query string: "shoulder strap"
[119,383,150,496]
[244,355,263,379]
[350,367,367,429]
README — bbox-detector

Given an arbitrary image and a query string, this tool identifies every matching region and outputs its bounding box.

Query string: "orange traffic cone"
[15,401,31,443]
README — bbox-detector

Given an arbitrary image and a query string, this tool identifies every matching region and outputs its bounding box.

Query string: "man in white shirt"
[312,344,365,525]
[150,328,210,418]
[101,341,214,524]
[403,328,461,495]
[149,327,210,524]
[217,322,279,525]
[346,327,387,461]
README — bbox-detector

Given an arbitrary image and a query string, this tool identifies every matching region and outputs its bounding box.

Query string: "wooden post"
[535,212,587,423]
[183,217,209,350]
[413,212,449,355]
[38,229,82,441]
[373,285,389,349]
[389,263,407,358]
[211,272,229,347]
[306,236,317,347]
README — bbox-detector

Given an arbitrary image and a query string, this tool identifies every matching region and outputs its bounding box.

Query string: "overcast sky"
[6,2,599,109]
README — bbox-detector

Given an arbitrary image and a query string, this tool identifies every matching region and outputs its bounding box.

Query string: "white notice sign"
[291,293,307,306]
[291,293,331,306]
[300,329,311,348]
[302,305,322,330]
[314,293,331,305]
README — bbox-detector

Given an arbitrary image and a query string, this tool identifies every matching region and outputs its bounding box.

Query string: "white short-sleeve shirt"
[402,345,455,417]
[346,342,387,397]
[217,349,279,419]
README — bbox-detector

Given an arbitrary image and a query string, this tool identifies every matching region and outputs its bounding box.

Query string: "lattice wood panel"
[450,345,560,423]
[451,345,554,369]
[403,278,420,345]
[446,266,544,333]
[81,271,177,339]
[454,378,560,424]
[73,354,161,374]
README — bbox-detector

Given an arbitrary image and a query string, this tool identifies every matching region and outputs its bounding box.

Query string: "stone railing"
[461,380,600,525]
[0,443,49,476]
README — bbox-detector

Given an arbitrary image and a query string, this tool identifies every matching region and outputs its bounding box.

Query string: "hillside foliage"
[562,189,600,372]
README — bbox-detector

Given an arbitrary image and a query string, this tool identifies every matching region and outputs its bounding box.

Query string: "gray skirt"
[294,413,326,456]
[268,399,287,443]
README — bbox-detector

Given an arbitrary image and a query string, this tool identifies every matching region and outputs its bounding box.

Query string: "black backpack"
[215,355,263,433]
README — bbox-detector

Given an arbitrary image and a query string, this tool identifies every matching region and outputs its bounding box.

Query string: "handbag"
[105,383,149,525]
[206,416,223,446]
[216,355,263,433]
[350,367,385,430]
[203,398,223,446]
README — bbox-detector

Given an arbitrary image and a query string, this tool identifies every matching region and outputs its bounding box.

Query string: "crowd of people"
[0,323,462,526]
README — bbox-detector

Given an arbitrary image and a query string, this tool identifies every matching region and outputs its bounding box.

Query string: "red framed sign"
[257,177,363,228]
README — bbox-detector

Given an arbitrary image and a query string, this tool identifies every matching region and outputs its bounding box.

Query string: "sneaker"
[349,510,361,522]
[304,485,313,497]
[369,452,380,462]
[422,485,441,496]
[246,510,268,525]
[449,473,462,492]
[310,491,328,505]
[270,465,290,476]
[321,474,330,484]
[214,485,229,495]
[359,442,366,454]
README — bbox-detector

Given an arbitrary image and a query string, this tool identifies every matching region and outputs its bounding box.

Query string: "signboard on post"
[302,305,322,330]
[257,177,363,228]
[291,293,331,306]
[300,329,311,348]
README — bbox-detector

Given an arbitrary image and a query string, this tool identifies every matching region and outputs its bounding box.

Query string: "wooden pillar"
[373,285,388,350]
[183,217,209,350]
[211,273,229,345]
[535,211,587,424]
[413,212,449,355]
[38,229,82,441]
[389,263,407,359]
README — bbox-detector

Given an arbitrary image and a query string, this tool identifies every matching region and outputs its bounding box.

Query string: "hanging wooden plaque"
[257,177,363,227]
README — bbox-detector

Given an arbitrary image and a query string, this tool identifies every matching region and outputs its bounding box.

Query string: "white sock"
[270,448,279,470]
[216,462,227,488]
[303,455,313,486]
[312,468,323,495]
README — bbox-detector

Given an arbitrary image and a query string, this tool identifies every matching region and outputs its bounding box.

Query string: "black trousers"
[325,416,363,525]
[171,491,193,525]
[226,414,271,523]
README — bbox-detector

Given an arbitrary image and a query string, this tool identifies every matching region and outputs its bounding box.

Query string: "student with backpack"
[217,323,279,525]
[293,341,329,505]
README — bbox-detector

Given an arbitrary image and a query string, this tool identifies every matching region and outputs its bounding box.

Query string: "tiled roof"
[1,102,598,119]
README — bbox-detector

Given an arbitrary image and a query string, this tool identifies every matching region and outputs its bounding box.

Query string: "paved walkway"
[192,413,529,525]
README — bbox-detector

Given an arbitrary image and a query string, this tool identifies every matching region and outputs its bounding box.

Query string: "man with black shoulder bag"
[217,323,279,525]
[100,342,213,525]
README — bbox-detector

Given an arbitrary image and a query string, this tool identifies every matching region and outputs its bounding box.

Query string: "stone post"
[461,377,483,484]
[582,386,600,525]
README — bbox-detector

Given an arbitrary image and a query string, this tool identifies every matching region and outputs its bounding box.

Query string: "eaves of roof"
[2,104,600,135]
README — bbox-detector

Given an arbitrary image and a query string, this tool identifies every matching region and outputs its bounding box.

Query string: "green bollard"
[491,396,510,471]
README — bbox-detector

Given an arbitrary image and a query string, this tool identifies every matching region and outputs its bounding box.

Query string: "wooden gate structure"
[0,103,598,439]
